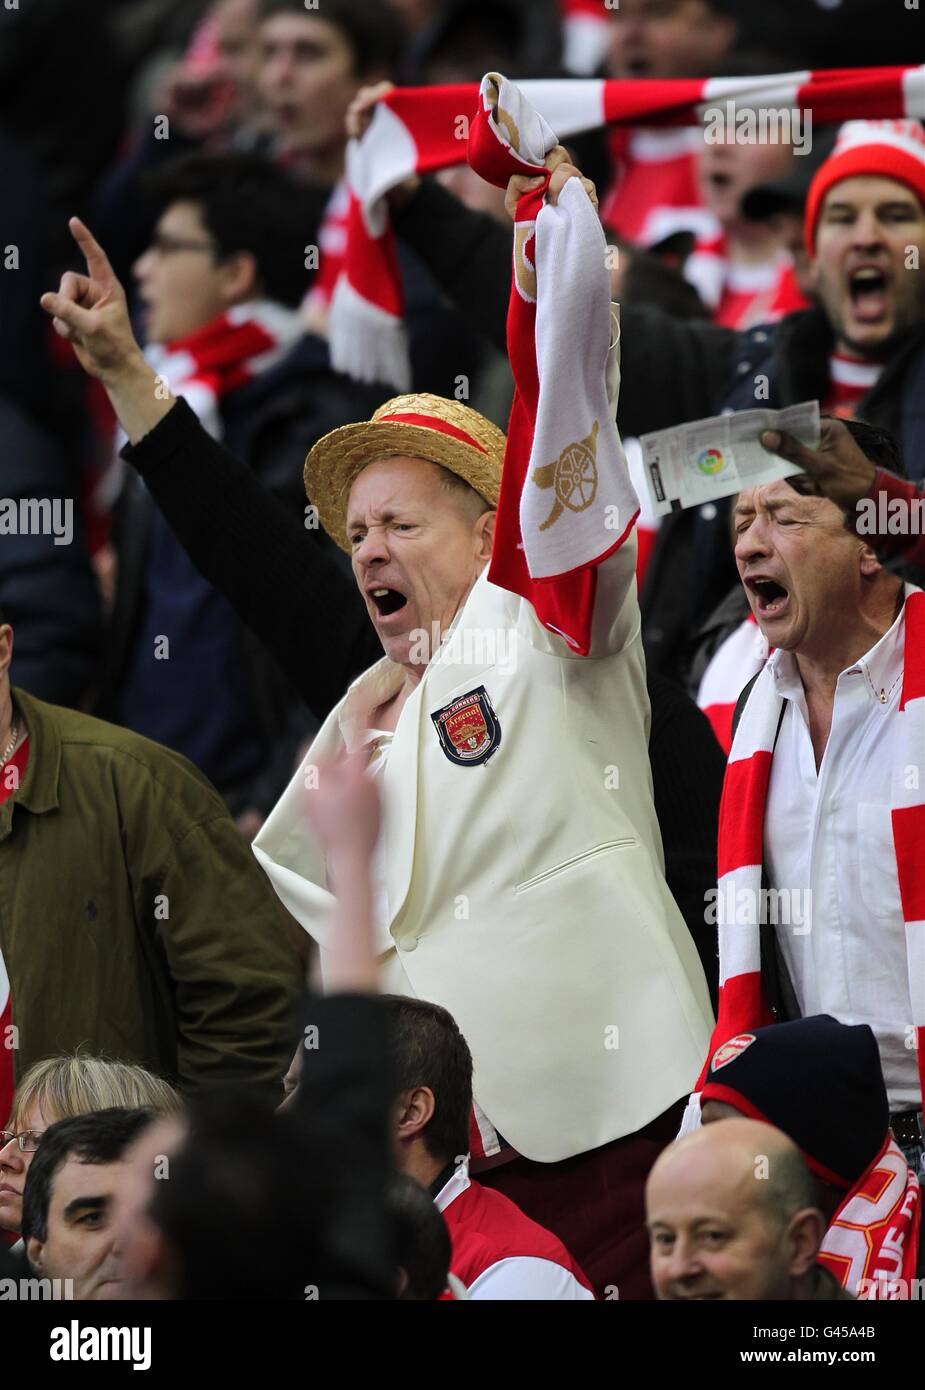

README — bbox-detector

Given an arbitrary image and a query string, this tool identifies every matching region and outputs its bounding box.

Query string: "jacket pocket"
[515,838,637,894]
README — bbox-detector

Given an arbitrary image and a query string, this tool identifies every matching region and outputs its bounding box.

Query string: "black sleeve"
[615,304,738,438]
[647,672,725,1010]
[393,182,739,436]
[121,400,380,722]
[0,399,102,706]
[292,992,394,1299]
[392,179,512,354]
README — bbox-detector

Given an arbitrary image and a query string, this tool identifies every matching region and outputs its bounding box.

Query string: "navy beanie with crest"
[701,1014,889,1189]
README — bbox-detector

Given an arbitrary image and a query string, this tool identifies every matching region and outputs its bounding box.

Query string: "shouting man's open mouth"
[367,582,410,627]
[746,573,790,621]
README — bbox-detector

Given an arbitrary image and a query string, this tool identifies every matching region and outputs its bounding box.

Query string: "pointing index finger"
[69,216,115,286]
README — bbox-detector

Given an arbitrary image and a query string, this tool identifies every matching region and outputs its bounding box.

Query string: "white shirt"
[764,585,918,1110]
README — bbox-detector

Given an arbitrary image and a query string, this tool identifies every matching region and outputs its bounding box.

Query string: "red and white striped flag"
[330,65,925,389]
[467,73,638,655]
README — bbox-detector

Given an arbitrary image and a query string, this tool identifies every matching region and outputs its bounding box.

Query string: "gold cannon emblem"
[532,420,600,531]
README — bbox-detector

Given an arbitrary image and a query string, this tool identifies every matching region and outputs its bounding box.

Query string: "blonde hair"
[9,1054,182,1131]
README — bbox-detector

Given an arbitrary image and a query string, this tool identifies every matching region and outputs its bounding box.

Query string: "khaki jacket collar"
[0,688,60,840]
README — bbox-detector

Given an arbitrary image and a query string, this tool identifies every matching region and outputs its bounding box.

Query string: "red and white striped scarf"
[685,587,925,1128]
[684,232,808,330]
[823,351,884,419]
[467,73,638,655]
[696,614,770,754]
[558,0,612,77]
[819,1134,920,1298]
[146,300,303,440]
[330,65,925,389]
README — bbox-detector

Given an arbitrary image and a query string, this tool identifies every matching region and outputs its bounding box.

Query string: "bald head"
[646,1118,824,1301]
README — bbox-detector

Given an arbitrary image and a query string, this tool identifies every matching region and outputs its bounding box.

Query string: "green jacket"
[0,689,303,1100]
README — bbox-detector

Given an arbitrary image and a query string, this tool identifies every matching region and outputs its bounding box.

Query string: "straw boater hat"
[304,393,506,553]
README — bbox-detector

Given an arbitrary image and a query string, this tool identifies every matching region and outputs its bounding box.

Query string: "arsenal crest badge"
[431,686,501,768]
[710,1033,757,1073]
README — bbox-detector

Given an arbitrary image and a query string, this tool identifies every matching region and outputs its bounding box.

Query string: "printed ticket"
[640,401,820,516]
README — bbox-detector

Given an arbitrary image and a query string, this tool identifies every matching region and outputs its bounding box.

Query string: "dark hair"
[149,1088,398,1300]
[389,1173,451,1300]
[142,152,328,307]
[21,1107,154,1244]
[840,417,905,479]
[382,996,473,1164]
[258,0,406,79]
[149,1090,347,1300]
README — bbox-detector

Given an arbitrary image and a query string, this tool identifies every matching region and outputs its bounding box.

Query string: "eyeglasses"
[0,1129,45,1152]
[147,232,217,258]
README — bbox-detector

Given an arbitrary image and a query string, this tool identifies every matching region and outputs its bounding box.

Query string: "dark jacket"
[122,400,721,993]
[1,687,303,1098]
[0,396,102,707]
[390,180,925,681]
[96,334,385,817]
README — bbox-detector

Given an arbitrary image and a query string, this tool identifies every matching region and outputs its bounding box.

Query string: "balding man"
[646,1117,853,1301]
[41,169,712,1295]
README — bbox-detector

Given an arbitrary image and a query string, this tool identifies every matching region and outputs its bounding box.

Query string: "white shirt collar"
[434,1161,471,1214]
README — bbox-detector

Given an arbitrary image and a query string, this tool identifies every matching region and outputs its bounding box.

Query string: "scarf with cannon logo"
[466,73,639,656]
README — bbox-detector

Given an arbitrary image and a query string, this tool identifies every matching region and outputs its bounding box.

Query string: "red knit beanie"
[805,119,925,255]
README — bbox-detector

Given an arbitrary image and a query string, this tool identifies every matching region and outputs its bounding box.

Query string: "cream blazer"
[254,526,713,1161]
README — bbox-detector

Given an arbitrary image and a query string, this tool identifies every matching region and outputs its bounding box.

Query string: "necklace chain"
[0,717,18,766]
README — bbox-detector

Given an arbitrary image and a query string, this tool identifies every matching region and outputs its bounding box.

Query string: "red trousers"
[477,1098,684,1300]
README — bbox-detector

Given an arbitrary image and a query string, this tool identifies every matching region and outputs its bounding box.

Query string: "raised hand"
[303,752,382,996]
[346,81,422,209]
[41,218,172,444]
[504,144,598,221]
[40,218,142,382]
[761,418,878,512]
[345,80,395,141]
[304,752,382,866]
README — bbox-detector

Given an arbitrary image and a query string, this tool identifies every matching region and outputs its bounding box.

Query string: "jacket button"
[399,937,418,952]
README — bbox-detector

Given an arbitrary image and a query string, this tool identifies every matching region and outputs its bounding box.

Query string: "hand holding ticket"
[640,402,820,516]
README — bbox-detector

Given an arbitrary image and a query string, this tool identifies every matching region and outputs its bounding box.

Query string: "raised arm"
[41,219,380,720]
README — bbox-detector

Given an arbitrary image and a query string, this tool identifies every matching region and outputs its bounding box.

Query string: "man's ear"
[475,510,496,564]
[395,1086,436,1143]
[858,539,883,578]
[0,624,13,682]
[786,1207,825,1280]
[217,250,260,307]
[26,1236,45,1274]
